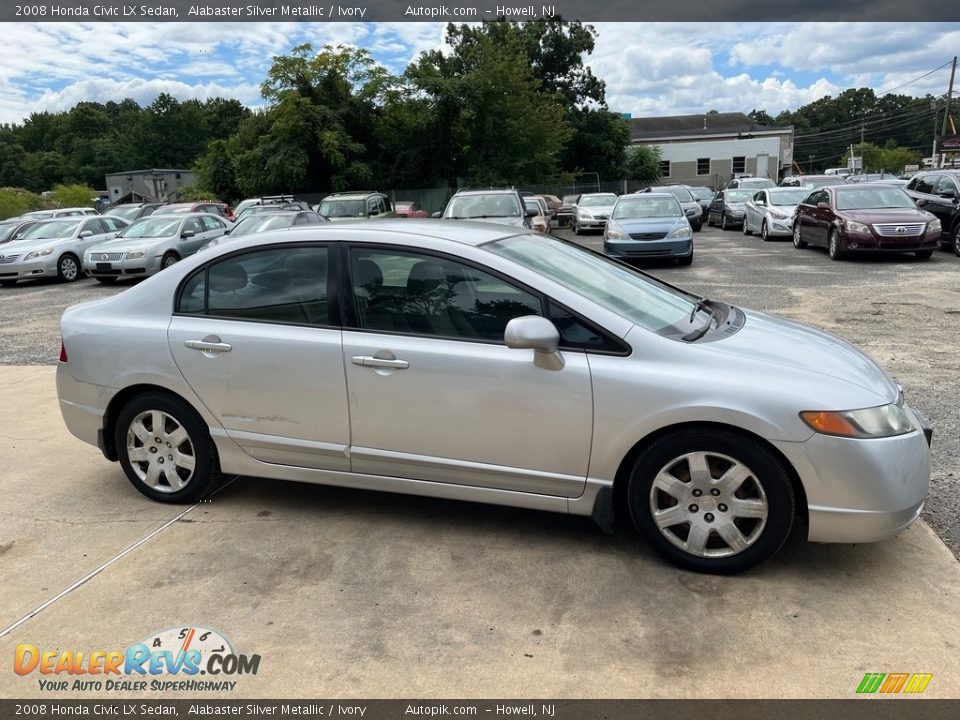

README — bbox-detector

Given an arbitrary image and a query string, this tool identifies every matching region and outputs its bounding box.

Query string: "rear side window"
[177,246,329,325]
[200,215,225,231]
[913,175,936,194]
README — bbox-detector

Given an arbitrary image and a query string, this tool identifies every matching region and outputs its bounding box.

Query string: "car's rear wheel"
[115,392,219,503]
[57,254,80,283]
[761,220,771,241]
[792,222,807,249]
[627,427,795,574]
[828,229,845,261]
[161,252,179,270]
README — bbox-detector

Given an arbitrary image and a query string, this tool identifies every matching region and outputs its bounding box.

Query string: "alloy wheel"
[126,410,196,493]
[59,256,78,281]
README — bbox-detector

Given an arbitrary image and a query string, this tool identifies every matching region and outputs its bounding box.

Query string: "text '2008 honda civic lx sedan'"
[56,220,932,573]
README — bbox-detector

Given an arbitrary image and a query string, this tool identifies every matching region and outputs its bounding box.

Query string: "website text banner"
[2,700,960,719]
[2,1,955,22]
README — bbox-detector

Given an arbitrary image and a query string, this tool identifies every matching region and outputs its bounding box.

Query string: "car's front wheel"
[161,252,179,270]
[627,427,795,574]
[742,217,752,235]
[57,254,81,283]
[761,220,771,241]
[953,224,960,257]
[115,392,219,503]
[720,212,729,230]
[792,222,807,249]
[828,229,845,261]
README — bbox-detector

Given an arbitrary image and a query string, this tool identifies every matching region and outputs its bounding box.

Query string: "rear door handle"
[351,355,409,369]
[185,338,232,354]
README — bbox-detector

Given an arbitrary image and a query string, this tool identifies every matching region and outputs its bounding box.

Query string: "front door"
[167,244,350,471]
[342,246,593,497]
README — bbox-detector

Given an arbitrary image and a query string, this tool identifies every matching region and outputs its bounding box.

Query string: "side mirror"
[431,212,442,219]
[223,228,232,235]
[181,229,195,239]
[525,208,538,218]
[756,199,766,206]
[504,316,564,371]
[940,189,957,199]
[817,202,831,210]
[79,230,93,238]
[369,208,380,217]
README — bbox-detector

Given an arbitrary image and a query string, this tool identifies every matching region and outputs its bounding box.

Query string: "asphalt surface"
[1,224,958,557]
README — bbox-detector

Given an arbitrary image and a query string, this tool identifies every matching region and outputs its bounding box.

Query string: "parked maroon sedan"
[792,183,940,260]
[395,201,428,218]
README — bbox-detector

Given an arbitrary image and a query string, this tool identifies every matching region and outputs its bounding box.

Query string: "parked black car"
[904,170,960,255]
[707,189,753,230]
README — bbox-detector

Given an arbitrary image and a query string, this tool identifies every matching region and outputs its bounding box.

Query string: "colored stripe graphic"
[903,673,934,694]
[857,673,885,694]
[880,673,909,693]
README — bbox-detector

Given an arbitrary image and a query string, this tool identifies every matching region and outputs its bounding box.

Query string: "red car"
[395,201,428,218]
[792,183,940,260]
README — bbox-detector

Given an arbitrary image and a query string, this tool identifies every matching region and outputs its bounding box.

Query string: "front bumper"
[0,255,58,280]
[841,229,940,253]
[604,238,693,260]
[772,408,931,544]
[577,216,608,230]
[85,253,163,278]
[764,215,794,236]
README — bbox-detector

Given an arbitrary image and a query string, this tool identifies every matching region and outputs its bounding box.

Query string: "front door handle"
[351,355,409,369]
[185,337,232,354]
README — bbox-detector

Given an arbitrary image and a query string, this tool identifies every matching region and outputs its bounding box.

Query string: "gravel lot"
[2,226,958,557]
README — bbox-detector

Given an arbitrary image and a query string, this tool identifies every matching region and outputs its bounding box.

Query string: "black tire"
[678,251,694,266]
[691,221,702,233]
[573,221,581,236]
[115,392,219,504]
[915,250,933,260]
[0,279,17,287]
[742,218,752,235]
[707,214,715,228]
[792,222,807,249]
[761,220,771,242]
[828,229,845,261]
[627,427,795,574]
[720,212,729,231]
[953,224,960,257]
[161,252,180,270]
[57,253,81,283]
[95,276,118,284]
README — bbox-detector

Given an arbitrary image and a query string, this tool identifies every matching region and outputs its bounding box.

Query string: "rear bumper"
[56,366,114,451]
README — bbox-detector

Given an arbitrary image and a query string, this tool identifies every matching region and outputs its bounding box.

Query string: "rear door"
[168,244,349,470]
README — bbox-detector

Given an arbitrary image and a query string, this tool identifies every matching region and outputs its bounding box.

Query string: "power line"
[874,60,954,97]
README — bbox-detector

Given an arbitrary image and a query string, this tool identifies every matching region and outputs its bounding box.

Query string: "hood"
[609,217,688,235]
[724,202,747,212]
[579,205,615,215]
[766,204,798,217]
[443,215,526,228]
[839,208,934,224]
[2,235,76,251]
[703,309,899,405]
[88,236,173,253]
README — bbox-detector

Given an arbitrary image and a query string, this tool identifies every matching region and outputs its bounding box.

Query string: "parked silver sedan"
[84,213,230,283]
[0,216,129,285]
[742,188,810,240]
[56,221,931,574]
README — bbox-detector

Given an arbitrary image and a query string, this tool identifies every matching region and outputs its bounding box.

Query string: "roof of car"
[451,188,520,196]
[323,191,387,200]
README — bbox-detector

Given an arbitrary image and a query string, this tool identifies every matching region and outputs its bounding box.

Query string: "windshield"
[725,190,752,203]
[835,188,915,210]
[488,234,707,335]
[579,194,617,207]
[320,199,366,218]
[740,179,774,187]
[561,196,579,205]
[613,197,683,219]
[445,194,521,218]
[104,206,140,221]
[687,187,713,202]
[803,178,838,188]
[660,187,694,202]
[768,190,806,206]
[524,199,542,214]
[20,220,80,240]
[119,217,181,238]
[232,214,298,236]
[0,224,22,243]
[22,211,54,220]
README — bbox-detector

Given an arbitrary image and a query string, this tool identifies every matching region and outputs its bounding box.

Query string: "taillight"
[59,340,68,363]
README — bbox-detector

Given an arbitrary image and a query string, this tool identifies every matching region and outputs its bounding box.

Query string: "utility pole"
[939,56,957,168]
[808,154,815,173]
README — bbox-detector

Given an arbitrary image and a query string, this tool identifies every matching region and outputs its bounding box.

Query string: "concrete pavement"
[1,365,958,699]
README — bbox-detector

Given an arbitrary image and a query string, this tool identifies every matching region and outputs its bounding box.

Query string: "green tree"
[0,187,41,220]
[625,145,662,184]
[194,140,240,202]
[49,182,97,208]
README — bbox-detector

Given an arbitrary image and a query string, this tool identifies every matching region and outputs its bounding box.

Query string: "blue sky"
[0,22,957,125]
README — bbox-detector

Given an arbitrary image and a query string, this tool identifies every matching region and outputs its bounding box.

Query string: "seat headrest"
[210,263,247,292]
[407,260,448,293]
[355,259,383,290]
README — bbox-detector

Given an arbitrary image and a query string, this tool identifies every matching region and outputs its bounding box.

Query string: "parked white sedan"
[84,213,231,283]
[56,221,931,574]
[742,188,810,241]
[0,216,129,285]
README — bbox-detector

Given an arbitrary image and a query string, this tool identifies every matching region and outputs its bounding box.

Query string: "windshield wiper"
[683,297,721,342]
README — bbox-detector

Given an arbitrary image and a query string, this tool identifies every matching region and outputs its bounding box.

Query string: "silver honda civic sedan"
[56,221,931,573]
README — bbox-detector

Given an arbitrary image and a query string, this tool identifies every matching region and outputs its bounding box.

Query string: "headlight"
[800,403,915,439]
[23,248,53,261]
[579,210,593,219]
[667,226,693,239]
[768,209,787,219]
[606,230,628,241]
[125,250,146,259]
[928,219,941,232]
[845,221,869,233]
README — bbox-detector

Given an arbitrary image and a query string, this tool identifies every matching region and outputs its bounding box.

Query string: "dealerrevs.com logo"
[14,626,260,692]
